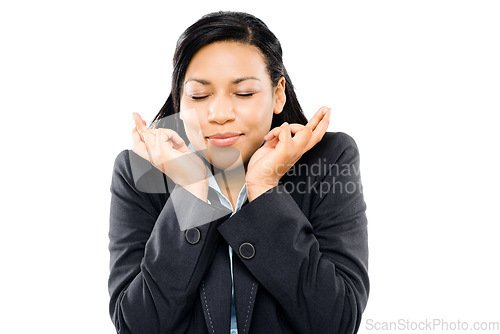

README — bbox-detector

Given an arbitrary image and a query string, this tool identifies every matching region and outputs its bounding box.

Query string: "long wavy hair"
[150,11,308,144]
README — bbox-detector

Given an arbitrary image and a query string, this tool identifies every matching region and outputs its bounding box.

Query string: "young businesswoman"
[108,11,369,334]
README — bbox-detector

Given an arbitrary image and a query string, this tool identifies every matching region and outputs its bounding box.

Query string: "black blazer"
[108,131,369,334]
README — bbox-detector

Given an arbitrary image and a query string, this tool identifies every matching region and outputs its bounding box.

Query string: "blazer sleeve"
[108,150,231,334]
[217,132,369,334]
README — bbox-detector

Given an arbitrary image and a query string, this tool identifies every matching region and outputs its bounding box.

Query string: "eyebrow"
[184,76,261,85]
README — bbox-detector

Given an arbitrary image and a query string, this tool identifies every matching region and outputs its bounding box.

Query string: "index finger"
[133,112,147,131]
[307,108,331,150]
[305,106,330,131]
[264,123,307,141]
[132,112,148,141]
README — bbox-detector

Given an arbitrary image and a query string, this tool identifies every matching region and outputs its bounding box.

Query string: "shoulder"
[111,149,169,195]
[112,149,131,177]
[111,150,134,191]
[303,131,361,165]
[282,131,362,190]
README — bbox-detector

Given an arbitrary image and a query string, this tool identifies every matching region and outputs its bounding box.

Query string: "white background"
[1,0,499,333]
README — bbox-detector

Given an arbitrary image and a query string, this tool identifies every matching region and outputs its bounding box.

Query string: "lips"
[206,132,242,146]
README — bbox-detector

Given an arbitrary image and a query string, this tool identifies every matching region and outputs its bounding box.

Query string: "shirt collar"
[187,143,248,213]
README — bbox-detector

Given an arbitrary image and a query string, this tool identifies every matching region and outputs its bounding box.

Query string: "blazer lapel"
[232,250,259,334]
[199,239,232,334]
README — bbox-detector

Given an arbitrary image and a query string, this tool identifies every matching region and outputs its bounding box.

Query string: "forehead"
[184,42,269,84]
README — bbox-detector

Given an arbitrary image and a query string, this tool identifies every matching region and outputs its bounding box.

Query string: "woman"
[108,11,369,334]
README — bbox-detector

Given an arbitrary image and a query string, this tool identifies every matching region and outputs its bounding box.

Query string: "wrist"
[246,183,277,202]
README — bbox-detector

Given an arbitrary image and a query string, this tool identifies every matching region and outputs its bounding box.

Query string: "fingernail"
[322,107,330,114]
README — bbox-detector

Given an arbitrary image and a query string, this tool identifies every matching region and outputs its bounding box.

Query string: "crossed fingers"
[263,106,331,153]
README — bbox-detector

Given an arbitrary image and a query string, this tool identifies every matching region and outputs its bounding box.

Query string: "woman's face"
[180,41,286,170]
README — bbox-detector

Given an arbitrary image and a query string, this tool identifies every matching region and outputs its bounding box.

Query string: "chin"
[205,145,244,171]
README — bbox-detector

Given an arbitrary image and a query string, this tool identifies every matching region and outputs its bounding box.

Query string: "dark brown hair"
[150,11,308,143]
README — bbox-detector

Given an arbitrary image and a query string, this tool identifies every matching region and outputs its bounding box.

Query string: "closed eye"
[190,93,255,100]
[190,95,208,100]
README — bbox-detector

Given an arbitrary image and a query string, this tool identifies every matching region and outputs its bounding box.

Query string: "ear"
[273,76,286,114]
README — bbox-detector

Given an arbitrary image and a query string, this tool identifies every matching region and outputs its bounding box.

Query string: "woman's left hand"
[246,106,331,201]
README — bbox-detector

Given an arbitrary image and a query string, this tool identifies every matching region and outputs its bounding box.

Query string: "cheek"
[180,104,207,147]
[180,105,200,128]
[239,103,274,161]
[244,98,274,136]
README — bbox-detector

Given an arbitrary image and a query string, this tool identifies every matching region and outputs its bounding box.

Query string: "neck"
[212,162,247,210]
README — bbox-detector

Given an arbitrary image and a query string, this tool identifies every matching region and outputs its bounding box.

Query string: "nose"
[207,95,236,124]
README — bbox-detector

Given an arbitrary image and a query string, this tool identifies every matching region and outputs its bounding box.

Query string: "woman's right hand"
[131,112,209,200]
